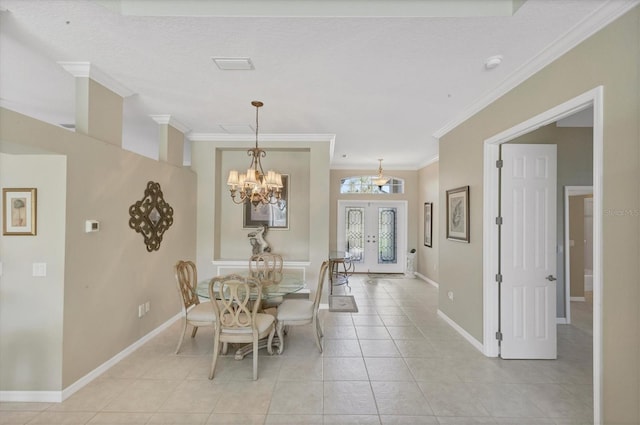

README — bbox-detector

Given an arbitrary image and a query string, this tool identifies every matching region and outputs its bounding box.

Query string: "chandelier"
[372,158,390,187]
[226,101,283,207]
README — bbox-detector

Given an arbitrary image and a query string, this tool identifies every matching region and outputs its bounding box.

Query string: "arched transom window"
[339,176,404,194]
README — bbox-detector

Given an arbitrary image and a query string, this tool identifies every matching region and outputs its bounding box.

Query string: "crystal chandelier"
[372,158,390,187]
[226,101,283,207]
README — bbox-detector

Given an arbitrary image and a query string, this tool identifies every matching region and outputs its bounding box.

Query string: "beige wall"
[329,169,419,257]
[509,124,593,316]
[417,161,439,282]
[0,153,67,391]
[0,107,197,390]
[439,7,639,423]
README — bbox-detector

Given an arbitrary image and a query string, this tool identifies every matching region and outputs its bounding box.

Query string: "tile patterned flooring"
[0,276,594,424]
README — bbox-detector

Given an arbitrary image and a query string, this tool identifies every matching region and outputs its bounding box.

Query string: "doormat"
[367,273,404,279]
[329,295,359,313]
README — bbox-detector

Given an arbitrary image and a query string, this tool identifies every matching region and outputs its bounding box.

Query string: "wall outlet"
[138,304,144,318]
[145,301,150,313]
[447,291,454,301]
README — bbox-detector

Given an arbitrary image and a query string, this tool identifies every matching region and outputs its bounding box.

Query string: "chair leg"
[313,318,323,353]
[276,321,285,355]
[175,320,187,354]
[191,326,198,337]
[267,326,275,355]
[209,336,220,380]
[252,339,259,380]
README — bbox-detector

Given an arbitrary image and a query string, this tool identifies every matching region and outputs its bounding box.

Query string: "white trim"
[571,297,586,302]
[0,313,181,403]
[433,0,638,140]
[188,133,336,143]
[482,86,603,425]
[556,317,568,325]
[0,391,62,403]
[149,114,190,134]
[437,309,483,353]
[57,61,135,98]
[415,272,439,288]
[417,155,439,169]
[564,185,593,325]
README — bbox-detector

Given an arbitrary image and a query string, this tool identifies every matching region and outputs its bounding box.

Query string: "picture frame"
[3,188,37,236]
[424,202,433,247]
[243,175,289,229]
[446,185,469,243]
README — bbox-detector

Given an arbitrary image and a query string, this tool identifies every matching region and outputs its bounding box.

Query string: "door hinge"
[495,331,503,341]
[496,159,503,168]
[495,273,503,283]
[495,216,503,225]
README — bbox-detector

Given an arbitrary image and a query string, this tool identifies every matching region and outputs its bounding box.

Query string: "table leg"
[233,336,282,360]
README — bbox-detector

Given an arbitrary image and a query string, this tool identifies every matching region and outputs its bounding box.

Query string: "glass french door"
[337,201,407,273]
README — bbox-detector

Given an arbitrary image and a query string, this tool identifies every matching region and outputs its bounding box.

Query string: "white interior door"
[337,201,406,273]
[500,144,557,359]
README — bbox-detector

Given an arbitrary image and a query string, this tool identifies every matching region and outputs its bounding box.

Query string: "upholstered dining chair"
[208,274,276,380]
[174,260,216,354]
[274,260,329,354]
[249,253,284,310]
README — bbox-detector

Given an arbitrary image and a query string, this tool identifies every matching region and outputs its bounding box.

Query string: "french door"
[337,201,407,273]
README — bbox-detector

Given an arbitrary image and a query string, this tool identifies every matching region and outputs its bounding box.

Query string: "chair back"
[208,274,263,332]
[249,253,283,284]
[313,261,330,311]
[175,260,200,310]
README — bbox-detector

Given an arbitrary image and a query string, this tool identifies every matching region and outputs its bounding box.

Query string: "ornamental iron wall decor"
[129,181,174,252]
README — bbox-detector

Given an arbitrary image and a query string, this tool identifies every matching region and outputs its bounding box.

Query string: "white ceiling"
[0,0,633,169]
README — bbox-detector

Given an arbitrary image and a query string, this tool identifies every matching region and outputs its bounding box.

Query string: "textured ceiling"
[0,0,632,169]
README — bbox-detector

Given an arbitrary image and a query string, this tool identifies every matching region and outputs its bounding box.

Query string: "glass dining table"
[196,272,306,359]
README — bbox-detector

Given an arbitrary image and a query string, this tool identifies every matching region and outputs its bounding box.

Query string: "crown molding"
[58,61,135,98]
[433,0,640,140]
[417,155,440,169]
[188,133,335,143]
[149,114,190,134]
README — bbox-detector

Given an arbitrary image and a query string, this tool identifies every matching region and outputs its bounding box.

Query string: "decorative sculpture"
[247,224,271,255]
[128,181,174,252]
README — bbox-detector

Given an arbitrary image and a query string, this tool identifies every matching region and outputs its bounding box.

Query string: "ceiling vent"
[212,57,254,70]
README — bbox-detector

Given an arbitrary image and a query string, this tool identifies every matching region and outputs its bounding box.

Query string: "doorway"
[482,87,603,423]
[337,200,407,273]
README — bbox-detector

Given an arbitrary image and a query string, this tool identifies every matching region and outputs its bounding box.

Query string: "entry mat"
[328,295,359,313]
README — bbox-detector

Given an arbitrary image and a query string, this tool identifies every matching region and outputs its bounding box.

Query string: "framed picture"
[3,188,37,236]
[446,186,469,243]
[424,202,433,247]
[243,175,289,229]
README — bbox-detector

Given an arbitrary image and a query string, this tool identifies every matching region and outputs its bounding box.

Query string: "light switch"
[32,263,47,277]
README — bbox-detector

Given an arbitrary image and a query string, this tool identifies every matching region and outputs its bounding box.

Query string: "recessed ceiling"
[0,0,632,169]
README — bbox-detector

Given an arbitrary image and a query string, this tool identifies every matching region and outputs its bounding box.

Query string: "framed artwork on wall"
[424,202,433,247]
[446,185,470,243]
[3,188,37,236]
[243,175,289,229]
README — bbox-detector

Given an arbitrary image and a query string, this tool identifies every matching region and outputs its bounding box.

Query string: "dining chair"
[249,253,284,310]
[274,260,329,354]
[174,260,216,354]
[208,274,276,380]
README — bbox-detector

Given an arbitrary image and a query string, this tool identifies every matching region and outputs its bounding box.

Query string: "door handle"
[545,275,557,282]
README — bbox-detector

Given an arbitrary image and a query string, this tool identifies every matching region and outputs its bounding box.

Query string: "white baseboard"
[0,391,62,403]
[557,317,568,324]
[415,272,439,288]
[436,309,483,353]
[0,312,182,403]
[570,296,586,302]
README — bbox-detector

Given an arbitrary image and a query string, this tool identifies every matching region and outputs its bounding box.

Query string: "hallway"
[0,276,593,424]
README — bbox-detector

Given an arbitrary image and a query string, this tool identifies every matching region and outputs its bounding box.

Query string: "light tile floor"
[0,276,594,425]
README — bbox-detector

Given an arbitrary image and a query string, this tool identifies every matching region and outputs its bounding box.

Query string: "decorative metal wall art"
[129,181,174,252]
